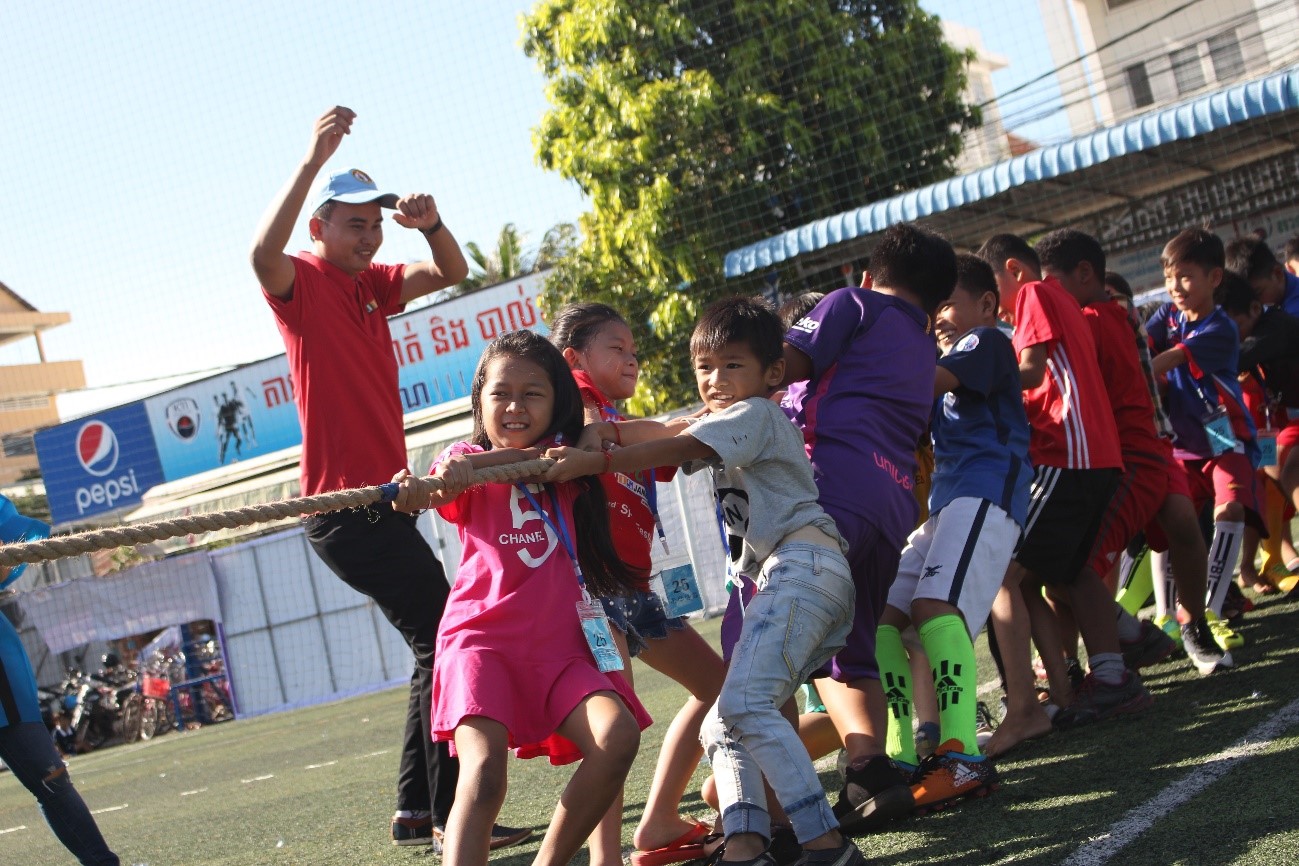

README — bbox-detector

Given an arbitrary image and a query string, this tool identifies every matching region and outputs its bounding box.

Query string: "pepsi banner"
[36,272,550,526]
[35,403,166,525]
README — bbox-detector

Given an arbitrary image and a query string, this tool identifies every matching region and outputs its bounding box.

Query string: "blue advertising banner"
[37,272,550,523]
[35,402,166,525]
[142,355,301,480]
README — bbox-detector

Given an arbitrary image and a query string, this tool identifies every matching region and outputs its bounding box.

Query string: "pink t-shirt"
[431,442,650,764]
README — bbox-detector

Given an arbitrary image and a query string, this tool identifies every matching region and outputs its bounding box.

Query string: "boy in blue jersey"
[1226,235,1299,317]
[875,255,1031,813]
[1148,229,1263,649]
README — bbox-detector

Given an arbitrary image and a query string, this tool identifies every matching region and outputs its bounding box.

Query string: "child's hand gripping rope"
[0,457,555,568]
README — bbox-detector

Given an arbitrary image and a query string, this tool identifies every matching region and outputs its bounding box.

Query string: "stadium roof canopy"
[724,64,1299,279]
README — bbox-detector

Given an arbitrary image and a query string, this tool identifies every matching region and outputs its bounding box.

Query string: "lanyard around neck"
[517,483,583,587]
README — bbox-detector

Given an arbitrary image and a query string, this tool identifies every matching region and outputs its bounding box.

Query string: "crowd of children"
[388,220,1295,866]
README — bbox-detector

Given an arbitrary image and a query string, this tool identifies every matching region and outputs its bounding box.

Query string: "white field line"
[1060,695,1299,866]
[305,761,337,769]
[90,804,129,815]
[0,825,28,835]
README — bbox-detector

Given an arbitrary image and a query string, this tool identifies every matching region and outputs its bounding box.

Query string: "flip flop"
[630,822,717,866]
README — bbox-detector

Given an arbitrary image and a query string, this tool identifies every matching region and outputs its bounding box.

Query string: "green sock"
[918,613,980,757]
[1116,547,1153,615]
[875,624,917,766]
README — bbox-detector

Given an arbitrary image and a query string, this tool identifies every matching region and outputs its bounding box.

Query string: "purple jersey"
[784,287,936,549]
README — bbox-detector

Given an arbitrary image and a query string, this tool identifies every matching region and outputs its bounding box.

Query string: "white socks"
[1205,520,1245,616]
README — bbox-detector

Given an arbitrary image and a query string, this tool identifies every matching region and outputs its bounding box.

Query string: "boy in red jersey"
[975,234,1144,758]
[1036,230,1227,679]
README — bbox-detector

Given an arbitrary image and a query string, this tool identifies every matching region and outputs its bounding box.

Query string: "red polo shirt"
[263,252,407,496]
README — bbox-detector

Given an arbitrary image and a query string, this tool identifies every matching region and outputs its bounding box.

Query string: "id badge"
[576,590,623,672]
[656,562,704,618]
[1258,430,1279,468]
[1203,408,1235,457]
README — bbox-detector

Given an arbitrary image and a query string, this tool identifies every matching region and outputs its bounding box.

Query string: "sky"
[0,1,1064,419]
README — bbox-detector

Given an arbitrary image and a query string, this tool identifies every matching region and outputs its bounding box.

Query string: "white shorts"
[885,497,1021,638]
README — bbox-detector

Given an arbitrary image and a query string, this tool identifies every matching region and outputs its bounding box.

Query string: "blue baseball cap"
[0,494,50,587]
[310,168,399,216]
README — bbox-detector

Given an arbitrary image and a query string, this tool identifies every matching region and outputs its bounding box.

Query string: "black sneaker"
[1121,619,1177,670]
[1181,617,1231,676]
[1064,656,1086,689]
[489,823,533,850]
[1052,671,1153,729]
[391,815,434,847]
[769,827,802,866]
[801,839,867,866]
[833,755,914,835]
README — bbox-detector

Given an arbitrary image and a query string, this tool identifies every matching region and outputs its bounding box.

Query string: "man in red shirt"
[250,106,526,850]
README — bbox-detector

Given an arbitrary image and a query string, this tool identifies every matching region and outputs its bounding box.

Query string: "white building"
[1043,0,1299,135]
[944,20,1015,172]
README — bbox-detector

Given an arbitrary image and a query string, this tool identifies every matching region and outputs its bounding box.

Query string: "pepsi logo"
[75,420,120,477]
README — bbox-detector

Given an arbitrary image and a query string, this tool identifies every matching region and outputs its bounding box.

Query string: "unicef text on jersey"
[74,469,140,515]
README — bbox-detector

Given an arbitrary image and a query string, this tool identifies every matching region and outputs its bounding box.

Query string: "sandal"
[631,822,718,866]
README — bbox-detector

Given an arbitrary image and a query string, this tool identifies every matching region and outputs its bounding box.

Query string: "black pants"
[305,502,457,821]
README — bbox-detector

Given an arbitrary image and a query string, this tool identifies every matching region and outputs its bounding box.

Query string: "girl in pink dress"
[393,329,651,866]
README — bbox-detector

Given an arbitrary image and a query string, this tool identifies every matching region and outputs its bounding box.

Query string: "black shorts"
[1014,466,1120,584]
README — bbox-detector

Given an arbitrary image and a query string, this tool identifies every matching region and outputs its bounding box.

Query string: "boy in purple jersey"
[782,223,957,833]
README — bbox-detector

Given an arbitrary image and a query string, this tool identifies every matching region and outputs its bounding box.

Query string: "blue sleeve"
[937,327,1004,397]
[1144,302,1174,353]
[783,288,872,379]
[1283,273,1299,317]
[1183,313,1238,378]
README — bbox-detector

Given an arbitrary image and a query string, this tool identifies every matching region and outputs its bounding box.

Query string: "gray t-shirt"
[685,397,846,577]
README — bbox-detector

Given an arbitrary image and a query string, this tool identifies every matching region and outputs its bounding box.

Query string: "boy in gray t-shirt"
[547,297,862,866]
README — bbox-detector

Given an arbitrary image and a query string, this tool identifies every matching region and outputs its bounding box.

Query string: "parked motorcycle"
[69,654,143,752]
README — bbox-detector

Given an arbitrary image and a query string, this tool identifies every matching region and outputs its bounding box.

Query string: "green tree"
[522,0,978,412]
[461,223,529,292]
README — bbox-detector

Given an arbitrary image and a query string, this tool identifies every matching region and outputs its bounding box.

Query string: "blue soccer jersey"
[930,326,1033,526]
[1145,302,1258,464]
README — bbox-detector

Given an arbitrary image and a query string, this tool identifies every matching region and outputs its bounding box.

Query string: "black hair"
[1219,270,1259,315]
[977,233,1041,276]
[868,223,957,315]
[690,296,784,368]
[777,292,825,330]
[1136,299,1164,324]
[312,200,338,222]
[1104,271,1134,301]
[1163,228,1225,273]
[468,329,636,597]
[1035,229,1106,278]
[952,253,998,301]
[1223,235,1277,281]
[549,302,628,353]
[1284,236,1299,264]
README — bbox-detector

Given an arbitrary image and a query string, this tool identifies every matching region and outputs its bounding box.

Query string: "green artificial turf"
[3,594,1298,865]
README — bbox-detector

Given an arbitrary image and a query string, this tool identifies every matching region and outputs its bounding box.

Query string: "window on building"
[1,432,35,458]
[1126,62,1154,108]
[1208,29,1246,82]
[1170,45,1206,95]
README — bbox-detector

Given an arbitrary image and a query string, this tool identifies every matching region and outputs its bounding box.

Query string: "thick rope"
[0,457,554,568]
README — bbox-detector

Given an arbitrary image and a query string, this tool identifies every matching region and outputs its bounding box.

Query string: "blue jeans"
[0,722,120,865]
[700,541,854,845]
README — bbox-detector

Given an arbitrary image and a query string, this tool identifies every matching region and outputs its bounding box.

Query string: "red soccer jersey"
[570,369,674,591]
[1012,277,1123,470]
[263,253,408,496]
[1084,300,1166,464]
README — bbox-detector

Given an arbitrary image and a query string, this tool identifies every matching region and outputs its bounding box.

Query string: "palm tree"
[451,222,578,296]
